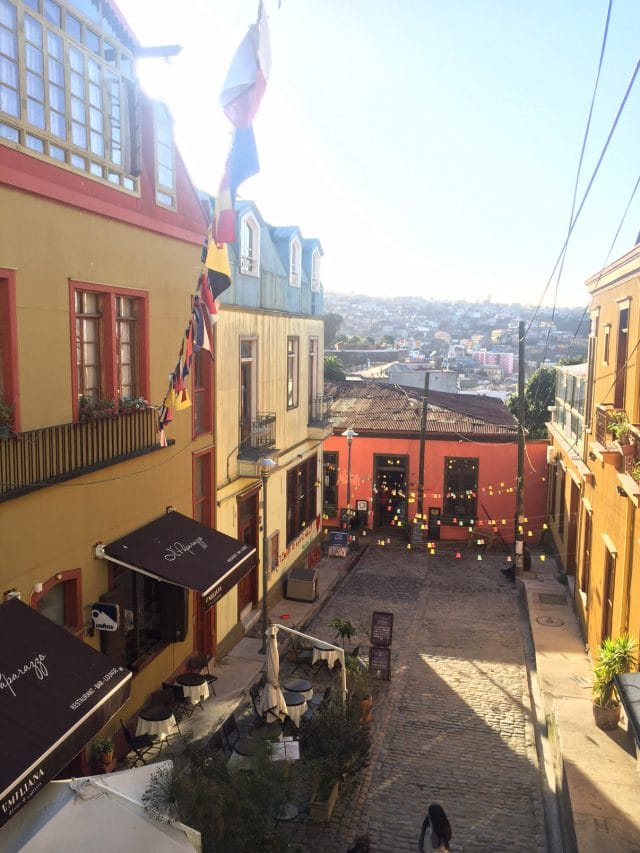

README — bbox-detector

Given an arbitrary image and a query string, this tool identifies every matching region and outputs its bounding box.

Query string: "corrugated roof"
[325,381,518,438]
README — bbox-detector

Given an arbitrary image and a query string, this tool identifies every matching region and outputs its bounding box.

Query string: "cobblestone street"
[288,544,547,852]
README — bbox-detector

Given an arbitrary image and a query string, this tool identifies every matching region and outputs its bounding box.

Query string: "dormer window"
[289,237,301,287]
[240,213,260,275]
[154,101,175,208]
[311,250,321,291]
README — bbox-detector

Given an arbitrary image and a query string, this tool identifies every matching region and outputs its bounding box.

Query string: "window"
[31,569,82,637]
[580,507,592,596]
[584,310,598,431]
[0,0,138,189]
[193,348,213,435]
[602,324,610,366]
[614,305,629,410]
[269,531,279,572]
[102,566,187,669]
[0,268,18,429]
[239,337,257,447]
[442,457,478,523]
[311,249,321,291]
[323,451,338,516]
[286,455,317,543]
[289,237,301,286]
[602,548,616,640]
[71,281,148,414]
[240,213,259,275]
[287,336,299,409]
[154,101,175,207]
[193,449,213,526]
[308,336,318,416]
[558,466,566,539]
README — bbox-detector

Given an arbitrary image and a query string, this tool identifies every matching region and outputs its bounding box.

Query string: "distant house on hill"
[322,381,547,544]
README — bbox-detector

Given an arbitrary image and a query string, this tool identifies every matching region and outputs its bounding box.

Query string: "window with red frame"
[193,450,214,526]
[193,349,213,435]
[286,455,317,543]
[72,282,148,413]
[31,570,82,637]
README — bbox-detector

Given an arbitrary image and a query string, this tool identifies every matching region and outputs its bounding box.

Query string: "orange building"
[322,381,548,548]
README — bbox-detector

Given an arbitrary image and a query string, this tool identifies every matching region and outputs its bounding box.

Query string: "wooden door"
[237,491,258,617]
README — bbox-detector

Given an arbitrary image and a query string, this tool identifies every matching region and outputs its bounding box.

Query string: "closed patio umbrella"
[258,626,288,723]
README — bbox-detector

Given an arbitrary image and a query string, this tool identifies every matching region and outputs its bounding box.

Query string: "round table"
[313,641,340,669]
[136,706,177,740]
[283,690,307,728]
[234,736,259,757]
[283,678,313,701]
[176,672,209,706]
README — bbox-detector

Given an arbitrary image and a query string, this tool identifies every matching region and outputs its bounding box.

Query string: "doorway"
[373,455,408,528]
[237,489,259,619]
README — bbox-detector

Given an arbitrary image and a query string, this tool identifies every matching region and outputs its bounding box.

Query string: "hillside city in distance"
[323,292,590,400]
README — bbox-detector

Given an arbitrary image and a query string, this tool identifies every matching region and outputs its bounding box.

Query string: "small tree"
[330,617,357,649]
[323,312,344,347]
[506,366,557,439]
[324,355,346,381]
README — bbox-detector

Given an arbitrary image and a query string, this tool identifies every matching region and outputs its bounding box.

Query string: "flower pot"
[593,702,621,730]
[360,696,373,724]
[309,782,339,822]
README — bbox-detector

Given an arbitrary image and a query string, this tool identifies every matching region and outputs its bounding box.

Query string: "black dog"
[418,803,452,851]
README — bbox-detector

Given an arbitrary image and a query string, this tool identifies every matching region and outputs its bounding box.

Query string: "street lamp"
[259,456,276,654]
[341,428,358,510]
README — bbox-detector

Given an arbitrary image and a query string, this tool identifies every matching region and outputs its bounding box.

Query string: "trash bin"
[286,565,318,602]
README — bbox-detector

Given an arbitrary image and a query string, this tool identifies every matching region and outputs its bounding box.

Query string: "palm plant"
[593,634,638,709]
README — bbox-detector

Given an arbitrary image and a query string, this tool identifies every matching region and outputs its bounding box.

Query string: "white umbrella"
[258,625,288,723]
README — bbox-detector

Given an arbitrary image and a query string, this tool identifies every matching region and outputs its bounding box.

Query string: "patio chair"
[222,714,241,749]
[206,729,231,758]
[249,681,262,719]
[120,719,157,767]
[308,685,331,710]
[162,681,193,721]
[189,653,218,696]
[288,639,313,675]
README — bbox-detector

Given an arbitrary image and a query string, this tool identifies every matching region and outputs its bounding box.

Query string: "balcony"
[238,413,277,460]
[308,395,333,440]
[0,408,164,503]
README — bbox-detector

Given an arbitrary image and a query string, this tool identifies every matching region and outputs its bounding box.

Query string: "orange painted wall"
[323,434,549,545]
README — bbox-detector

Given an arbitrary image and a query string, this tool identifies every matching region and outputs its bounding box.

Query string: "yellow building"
[211,201,329,658]
[0,0,230,776]
[547,245,640,652]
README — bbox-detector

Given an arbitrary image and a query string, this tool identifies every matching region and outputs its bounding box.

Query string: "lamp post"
[341,428,358,511]
[259,456,276,654]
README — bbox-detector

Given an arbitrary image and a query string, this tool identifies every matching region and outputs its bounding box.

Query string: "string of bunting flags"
[156,2,270,443]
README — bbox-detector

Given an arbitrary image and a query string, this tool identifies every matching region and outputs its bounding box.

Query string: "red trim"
[192,448,214,526]
[69,280,150,418]
[0,268,19,431]
[30,568,83,638]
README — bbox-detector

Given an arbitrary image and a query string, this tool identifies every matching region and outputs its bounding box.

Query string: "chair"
[308,685,331,710]
[348,645,361,664]
[189,653,218,696]
[162,681,193,721]
[289,639,313,675]
[120,719,157,767]
[222,714,241,749]
[249,681,262,719]
[206,729,231,758]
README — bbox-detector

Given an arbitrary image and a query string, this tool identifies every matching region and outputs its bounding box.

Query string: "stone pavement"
[156,540,640,852]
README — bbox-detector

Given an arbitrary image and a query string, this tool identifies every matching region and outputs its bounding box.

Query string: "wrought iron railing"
[308,395,332,426]
[238,412,276,458]
[625,424,640,479]
[0,408,161,502]
[594,404,614,445]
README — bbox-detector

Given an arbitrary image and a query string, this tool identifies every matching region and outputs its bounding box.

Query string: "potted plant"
[119,396,149,414]
[93,737,115,767]
[608,411,631,447]
[632,461,640,484]
[592,634,638,730]
[0,397,14,438]
[329,617,357,650]
[346,655,375,724]
[300,695,371,822]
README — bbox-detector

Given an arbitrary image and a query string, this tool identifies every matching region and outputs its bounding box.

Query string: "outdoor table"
[283,678,313,701]
[136,706,177,741]
[176,672,209,707]
[283,690,307,728]
[313,640,340,669]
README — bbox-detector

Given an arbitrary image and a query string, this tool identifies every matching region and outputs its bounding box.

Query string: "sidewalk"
[522,557,640,852]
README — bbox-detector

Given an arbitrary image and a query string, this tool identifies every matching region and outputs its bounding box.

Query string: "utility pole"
[414,371,429,546]
[514,320,526,575]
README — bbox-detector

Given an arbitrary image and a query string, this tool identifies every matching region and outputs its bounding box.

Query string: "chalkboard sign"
[328,531,349,557]
[371,611,394,648]
[369,645,391,681]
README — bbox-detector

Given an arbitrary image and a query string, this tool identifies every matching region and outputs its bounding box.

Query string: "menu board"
[328,531,349,557]
[369,645,391,681]
[371,611,394,648]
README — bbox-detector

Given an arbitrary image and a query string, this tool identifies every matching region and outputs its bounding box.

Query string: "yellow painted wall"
[0,185,208,718]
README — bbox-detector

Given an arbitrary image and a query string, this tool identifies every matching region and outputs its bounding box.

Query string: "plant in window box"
[79,397,119,422]
[118,397,149,414]
[608,411,631,448]
[632,461,640,484]
[0,398,15,438]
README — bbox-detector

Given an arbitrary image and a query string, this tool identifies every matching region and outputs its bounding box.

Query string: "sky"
[115,0,640,308]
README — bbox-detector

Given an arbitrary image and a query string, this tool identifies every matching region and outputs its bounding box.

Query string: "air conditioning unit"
[546,446,560,465]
